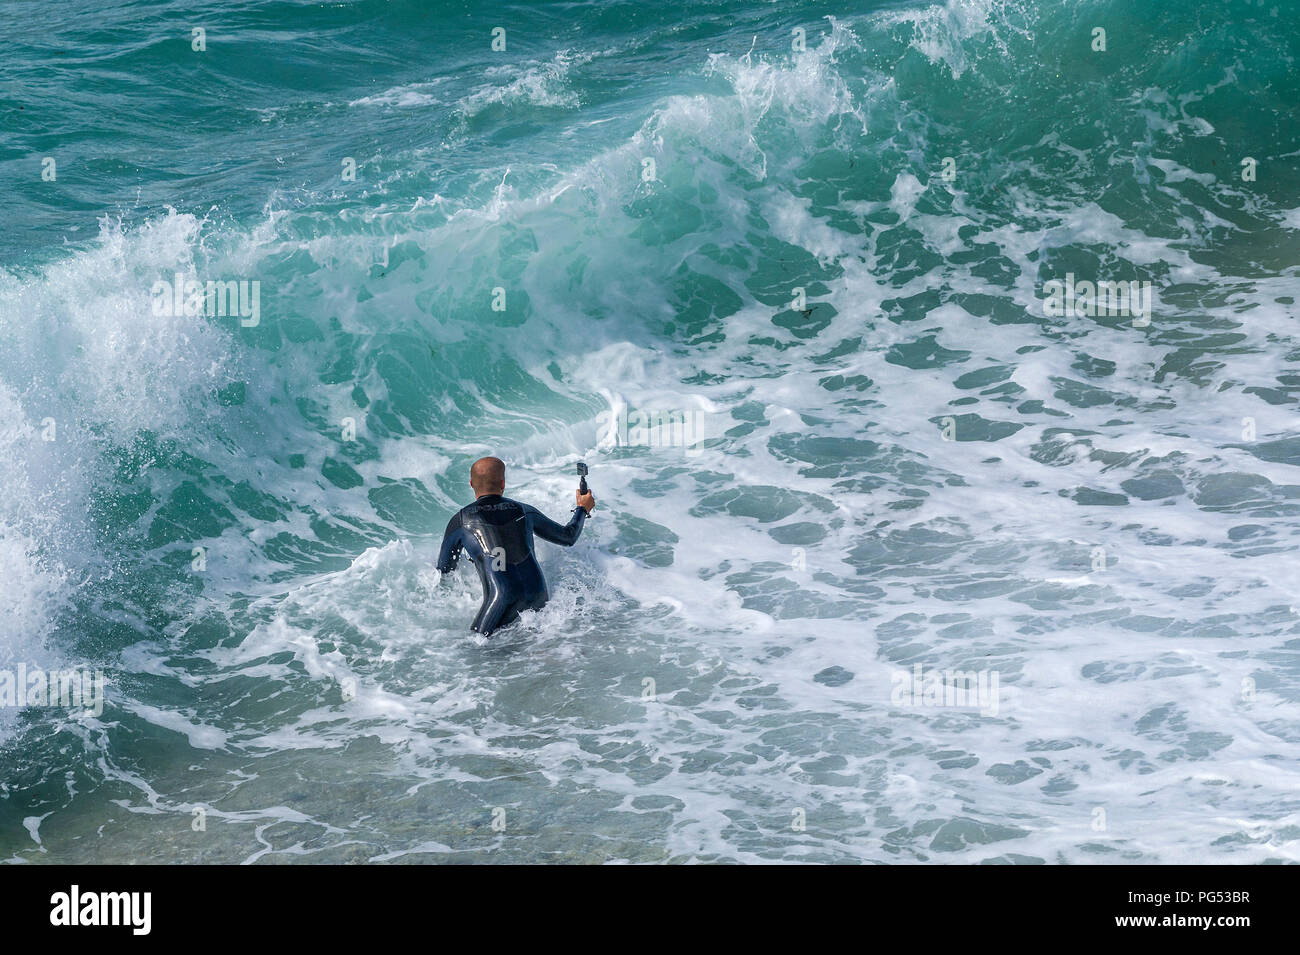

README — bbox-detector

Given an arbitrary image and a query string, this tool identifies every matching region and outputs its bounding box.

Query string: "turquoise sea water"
[2,0,1299,863]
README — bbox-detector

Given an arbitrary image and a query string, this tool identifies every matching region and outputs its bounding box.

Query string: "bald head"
[470,456,506,497]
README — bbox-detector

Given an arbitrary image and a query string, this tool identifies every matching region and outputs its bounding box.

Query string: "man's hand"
[576,489,595,514]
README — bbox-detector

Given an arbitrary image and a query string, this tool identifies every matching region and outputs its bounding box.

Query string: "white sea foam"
[456,51,595,118]
[349,80,445,108]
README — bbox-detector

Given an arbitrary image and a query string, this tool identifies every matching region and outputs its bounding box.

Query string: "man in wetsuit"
[436,456,596,636]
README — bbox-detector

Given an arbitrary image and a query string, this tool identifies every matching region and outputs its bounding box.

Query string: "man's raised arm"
[527,490,594,547]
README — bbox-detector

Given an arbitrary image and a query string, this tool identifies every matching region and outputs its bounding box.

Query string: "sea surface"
[2,0,1299,863]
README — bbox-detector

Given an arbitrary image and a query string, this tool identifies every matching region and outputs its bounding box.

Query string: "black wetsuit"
[436,494,588,636]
